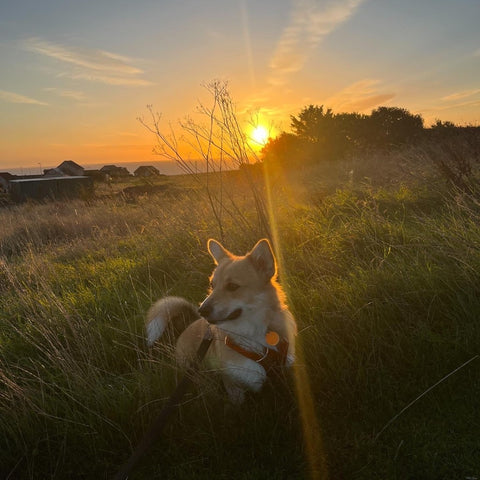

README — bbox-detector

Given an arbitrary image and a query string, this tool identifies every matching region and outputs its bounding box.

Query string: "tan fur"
[146,239,297,404]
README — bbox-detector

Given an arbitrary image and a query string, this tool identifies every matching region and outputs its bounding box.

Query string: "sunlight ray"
[263,162,329,480]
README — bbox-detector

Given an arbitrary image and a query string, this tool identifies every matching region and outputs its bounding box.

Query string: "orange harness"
[224,331,289,373]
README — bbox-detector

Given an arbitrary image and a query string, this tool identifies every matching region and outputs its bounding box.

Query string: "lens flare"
[262,162,328,480]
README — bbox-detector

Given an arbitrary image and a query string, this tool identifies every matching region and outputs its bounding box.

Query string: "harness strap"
[225,332,289,372]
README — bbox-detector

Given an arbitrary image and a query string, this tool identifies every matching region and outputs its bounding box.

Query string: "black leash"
[112,327,214,480]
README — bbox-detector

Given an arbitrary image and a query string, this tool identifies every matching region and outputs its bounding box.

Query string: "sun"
[251,125,270,146]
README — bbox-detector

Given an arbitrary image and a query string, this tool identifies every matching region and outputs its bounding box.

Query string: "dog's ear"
[207,239,231,264]
[248,239,276,280]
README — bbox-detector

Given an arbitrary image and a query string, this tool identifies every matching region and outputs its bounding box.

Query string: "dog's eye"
[225,282,240,292]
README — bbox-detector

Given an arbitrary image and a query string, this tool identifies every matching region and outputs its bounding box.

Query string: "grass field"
[1,146,479,479]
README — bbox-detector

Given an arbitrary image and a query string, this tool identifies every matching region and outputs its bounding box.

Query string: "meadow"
[1,142,479,479]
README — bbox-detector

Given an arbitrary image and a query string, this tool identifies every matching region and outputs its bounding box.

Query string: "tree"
[368,107,424,147]
[332,111,369,152]
[262,104,427,170]
[261,133,303,169]
[290,105,335,143]
[290,105,350,160]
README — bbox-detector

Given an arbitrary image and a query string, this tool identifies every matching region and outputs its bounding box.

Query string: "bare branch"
[139,80,271,239]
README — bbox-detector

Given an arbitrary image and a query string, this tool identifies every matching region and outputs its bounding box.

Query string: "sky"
[0,0,479,171]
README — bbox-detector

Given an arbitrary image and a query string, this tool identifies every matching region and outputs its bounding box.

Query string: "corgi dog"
[146,239,297,404]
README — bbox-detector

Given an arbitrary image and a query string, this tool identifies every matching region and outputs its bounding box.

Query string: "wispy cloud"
[59,89,88,101]
[24,37,153,87]
[60,71,153,86]
[324,79,394,112]
[24,37,140,74]
[269,0,366,85]
[429,98,480,113]
[45,87,88,102]
[441,88,480,102]
[0,90,48,106]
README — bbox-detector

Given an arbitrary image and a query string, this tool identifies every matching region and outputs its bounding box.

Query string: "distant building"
[0,172,16,192]
[9,176,93,203]
[58,160,84,176]
[84,169,109,182]
[100,165,131,178]
[43,167,65,176]
[44,160,85,177]
[134,165,160,177]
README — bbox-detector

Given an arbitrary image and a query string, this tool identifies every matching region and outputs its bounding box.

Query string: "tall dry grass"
[1,142,480,478]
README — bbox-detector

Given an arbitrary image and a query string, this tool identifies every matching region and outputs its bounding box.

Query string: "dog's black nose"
[198,304,212,318]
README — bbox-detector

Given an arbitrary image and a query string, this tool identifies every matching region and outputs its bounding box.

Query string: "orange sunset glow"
[1,1,479,173]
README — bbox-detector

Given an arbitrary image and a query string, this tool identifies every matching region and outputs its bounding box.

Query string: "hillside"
[1,142,479,479]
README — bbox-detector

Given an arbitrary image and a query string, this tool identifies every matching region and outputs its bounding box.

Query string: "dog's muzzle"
[224,308,242,321]
[198,304,242,324]
[198,302,212,319]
